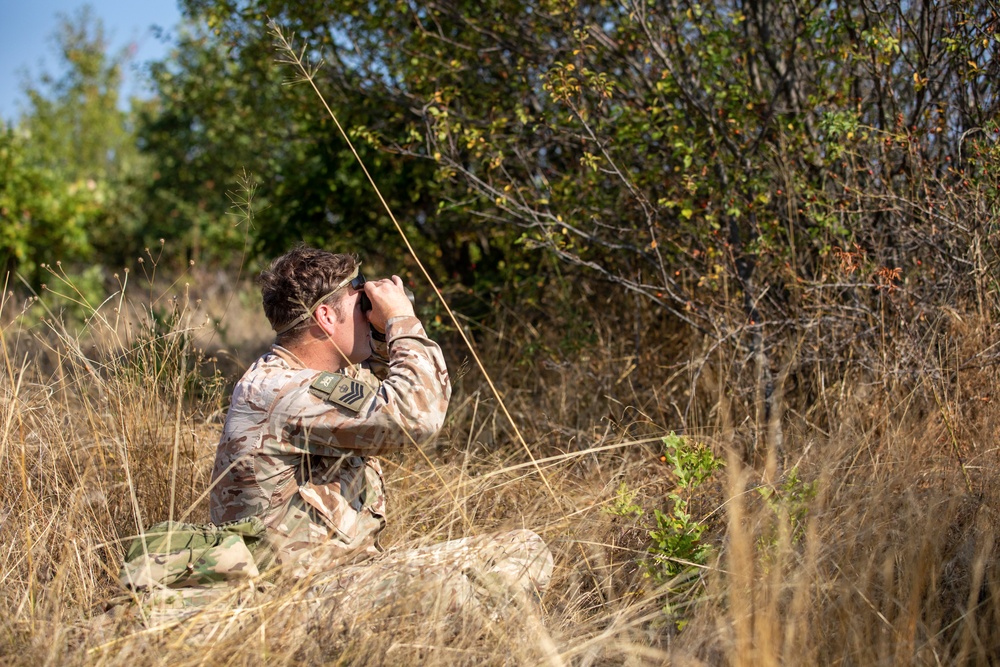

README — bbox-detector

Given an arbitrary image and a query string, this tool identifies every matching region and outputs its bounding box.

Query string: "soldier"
[209,245,552,613]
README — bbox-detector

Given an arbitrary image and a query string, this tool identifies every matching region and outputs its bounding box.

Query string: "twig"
[268,21,559,503]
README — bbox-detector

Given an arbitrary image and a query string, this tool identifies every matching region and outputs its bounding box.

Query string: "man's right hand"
[364,275,415,332]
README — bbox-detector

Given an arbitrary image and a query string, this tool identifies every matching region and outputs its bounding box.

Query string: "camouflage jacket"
[210,315,451,573]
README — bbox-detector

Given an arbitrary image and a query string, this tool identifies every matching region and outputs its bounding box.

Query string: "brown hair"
[257,245,359,342]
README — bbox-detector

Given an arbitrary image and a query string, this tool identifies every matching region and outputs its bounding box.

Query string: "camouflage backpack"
[119,517,266,591]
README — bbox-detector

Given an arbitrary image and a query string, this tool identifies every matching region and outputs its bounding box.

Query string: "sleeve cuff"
[384,315,425,342]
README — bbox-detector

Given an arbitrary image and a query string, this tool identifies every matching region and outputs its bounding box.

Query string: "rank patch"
[330,378,371,412]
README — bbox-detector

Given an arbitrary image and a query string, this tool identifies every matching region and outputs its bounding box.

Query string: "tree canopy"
[1,7,146,285]
[6,0,1000,392]
[136,1,1000,365]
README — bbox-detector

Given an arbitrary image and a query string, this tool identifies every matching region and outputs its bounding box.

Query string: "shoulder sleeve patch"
[329,377,373,413]
[307,372,372,413]
[309,372,343,398]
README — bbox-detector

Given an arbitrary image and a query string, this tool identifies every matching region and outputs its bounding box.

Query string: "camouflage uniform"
[111,285,553,629]
[210,315,451,573]
[199,312,554,623]
[110,529,553,634]
[309,528,554,620]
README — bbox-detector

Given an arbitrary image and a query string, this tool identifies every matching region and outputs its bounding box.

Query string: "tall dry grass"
[1,267,999,666]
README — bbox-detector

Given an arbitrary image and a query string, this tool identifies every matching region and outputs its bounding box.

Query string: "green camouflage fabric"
[119,517,265,590]
[210,315,451,574]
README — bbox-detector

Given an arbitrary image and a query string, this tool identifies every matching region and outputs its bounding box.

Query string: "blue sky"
[0,0,183,124]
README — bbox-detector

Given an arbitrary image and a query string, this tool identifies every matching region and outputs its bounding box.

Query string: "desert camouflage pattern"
[210,315,451,572]
[309,528,555,619]
[110,529,553,633]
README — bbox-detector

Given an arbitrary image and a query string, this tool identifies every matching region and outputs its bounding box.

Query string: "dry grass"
[1,269,999,666]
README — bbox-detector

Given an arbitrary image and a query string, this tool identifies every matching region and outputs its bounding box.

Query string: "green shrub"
[646,433,723,585]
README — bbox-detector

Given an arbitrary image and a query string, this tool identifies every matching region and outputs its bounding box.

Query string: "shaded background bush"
[131,0,1000,435]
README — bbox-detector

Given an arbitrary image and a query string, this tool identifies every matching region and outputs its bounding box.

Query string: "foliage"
[2,8,147,285]
[660,431,721,491]
[137,5,443,273]
[757,466,817,548]
[132,0,1000,436]
[646,432,722,586]
[16,7,136,183]
[606,480,643,520]
[0,129,98,282]
[648,506,711,584]
[602,433,722,624]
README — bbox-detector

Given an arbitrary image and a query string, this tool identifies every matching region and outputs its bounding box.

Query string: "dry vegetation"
[2,266,1000,666]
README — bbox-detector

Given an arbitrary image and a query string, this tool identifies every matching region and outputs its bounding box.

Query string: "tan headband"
[273,264,361,336]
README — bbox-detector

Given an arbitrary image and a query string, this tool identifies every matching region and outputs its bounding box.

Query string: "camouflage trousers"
[111,529,552,631]
[305,528,554,621]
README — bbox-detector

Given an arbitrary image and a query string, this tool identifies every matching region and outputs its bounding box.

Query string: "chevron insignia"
[330,378,371,412]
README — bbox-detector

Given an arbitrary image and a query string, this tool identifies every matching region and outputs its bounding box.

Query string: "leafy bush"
[757,466,818,550]
[606,432,723,624]
[2,9,147,284]
[646,433,723,585]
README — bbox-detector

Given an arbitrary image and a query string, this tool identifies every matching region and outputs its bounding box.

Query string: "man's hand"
[364,275,415,332]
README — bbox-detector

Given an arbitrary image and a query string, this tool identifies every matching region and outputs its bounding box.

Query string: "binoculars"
[353,271,415,313]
